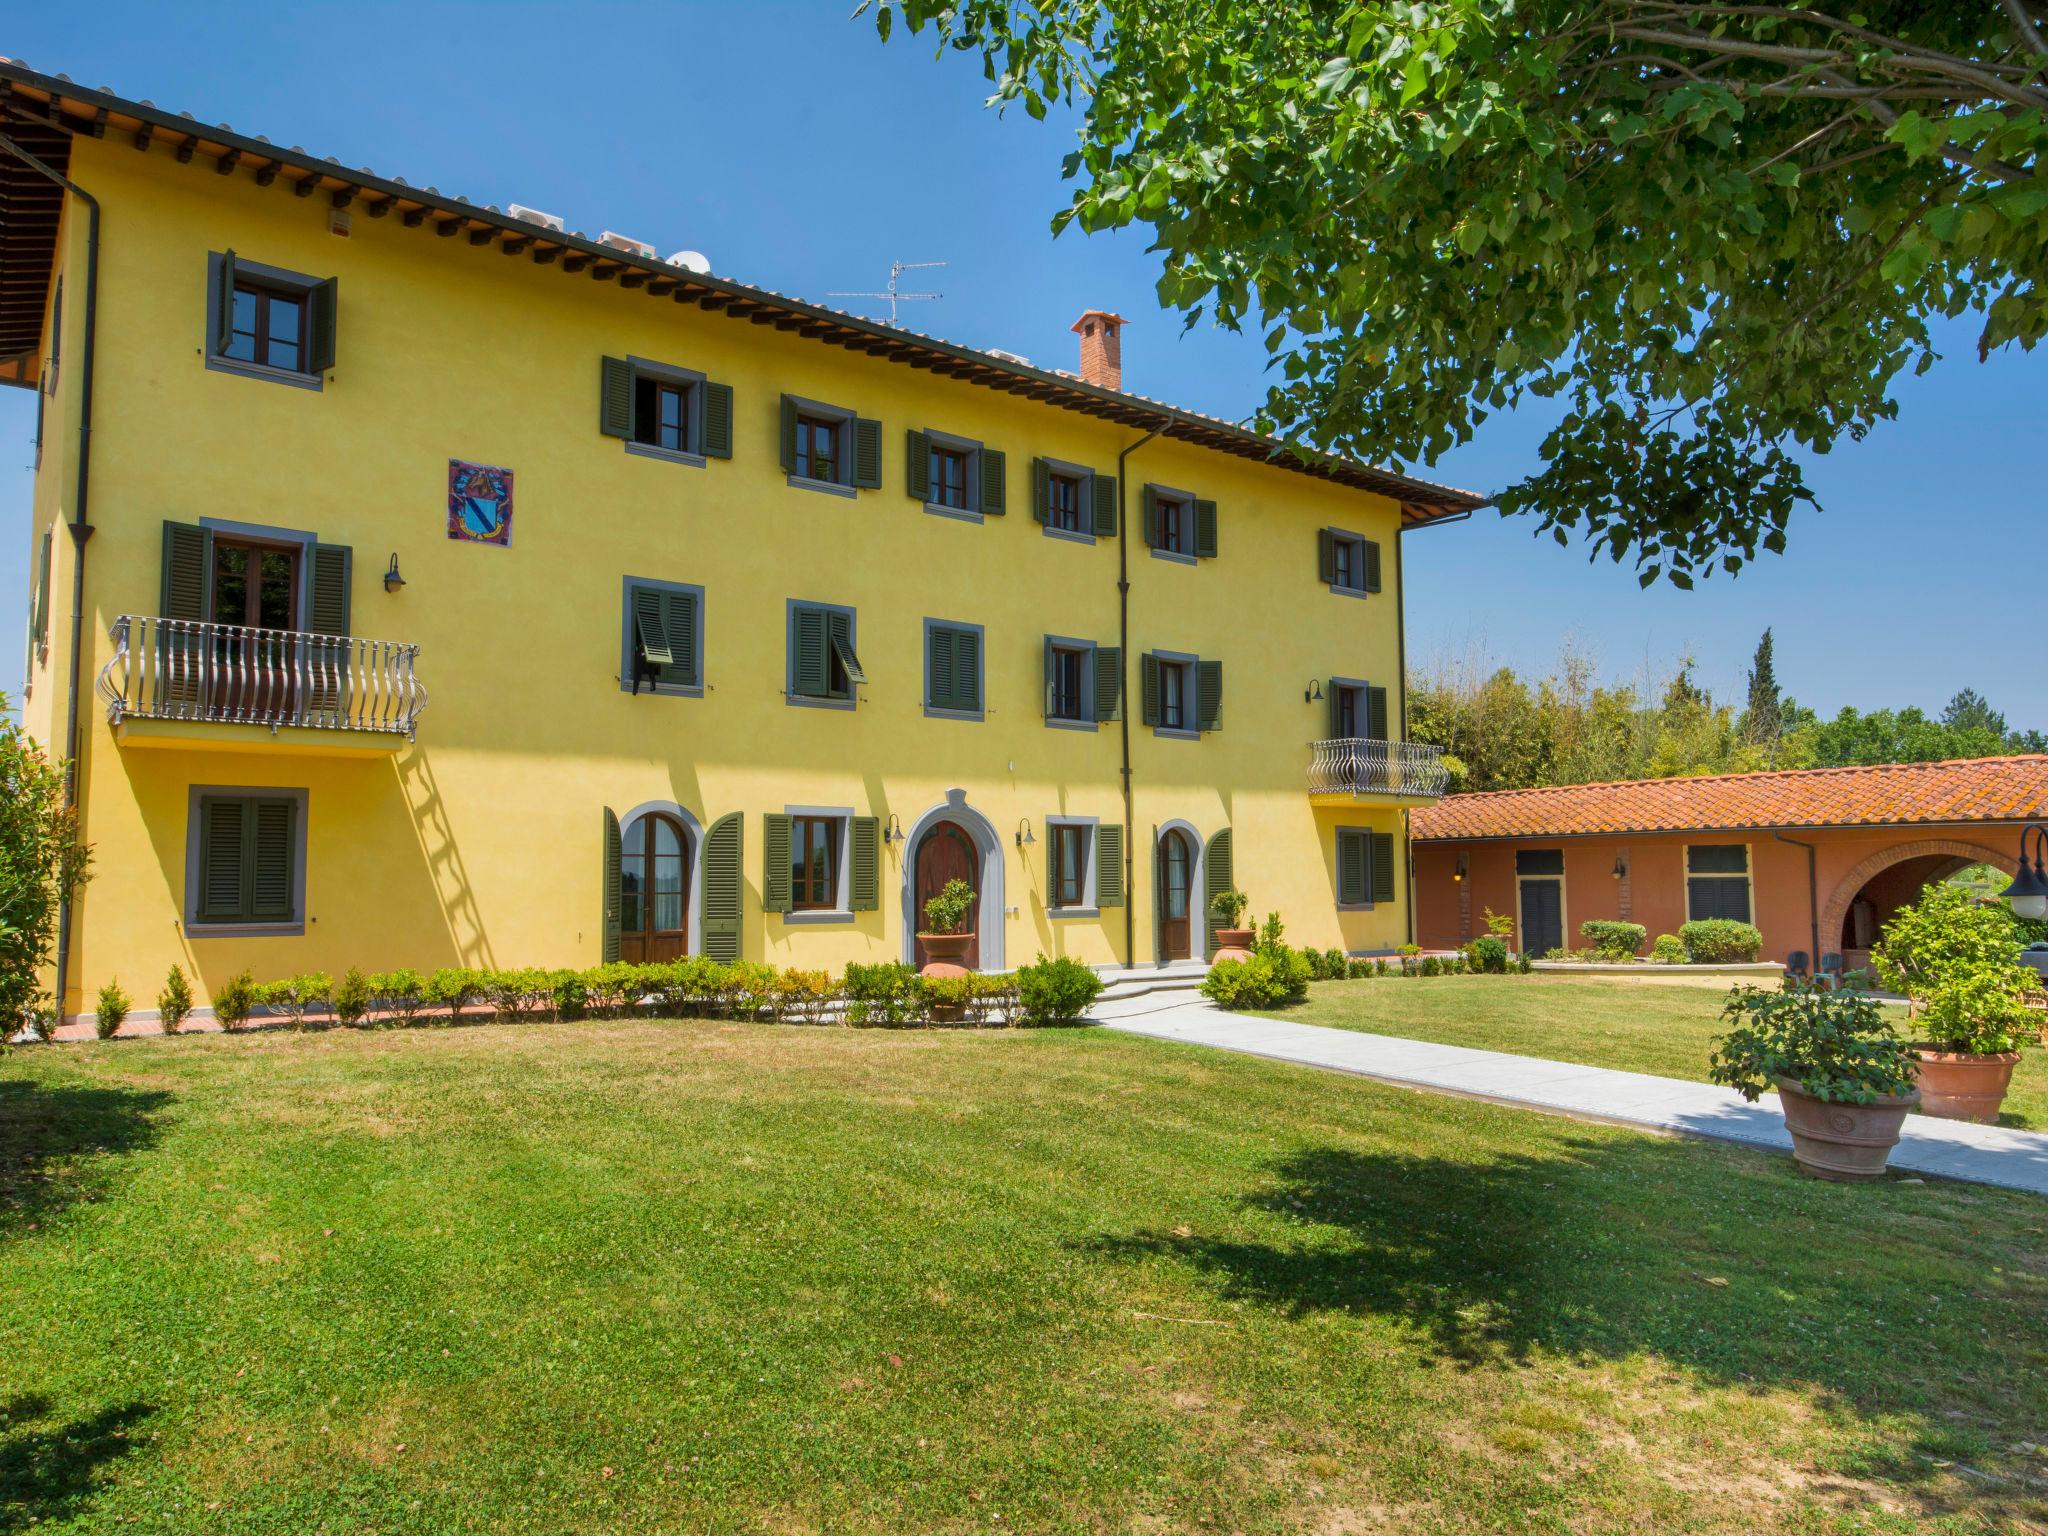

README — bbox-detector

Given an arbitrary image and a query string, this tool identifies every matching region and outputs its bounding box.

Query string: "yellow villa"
[4,62,1481,1024]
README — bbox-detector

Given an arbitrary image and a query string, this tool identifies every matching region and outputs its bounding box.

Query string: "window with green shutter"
[1043,635,1105,728]
[1319,527,1376,595]
[913,430,1004,521]
[602,807,624,962]
[1033,457,1107,541]
[788,601,863,705]
[601,355,732,462]
[1203,827,1235,958]
[189,789,304,930]
[31,527,51,658]
[924,620,984,719]
[782,395,873,492]
[1371,830,1398,907]
[1145,650,1211,736]
[701,813,744,960]
[622,578,705,695]
[1143,484,1213,561]
[1336,827,1371,907]
[206,250,336,388]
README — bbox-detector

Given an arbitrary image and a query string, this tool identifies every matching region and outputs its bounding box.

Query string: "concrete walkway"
[1093,994,2048,1197]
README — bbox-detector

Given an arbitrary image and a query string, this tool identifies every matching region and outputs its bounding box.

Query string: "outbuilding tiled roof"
[1411,756,2048,841]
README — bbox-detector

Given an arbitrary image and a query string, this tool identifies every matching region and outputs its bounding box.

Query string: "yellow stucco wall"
[35,133,1426,1015]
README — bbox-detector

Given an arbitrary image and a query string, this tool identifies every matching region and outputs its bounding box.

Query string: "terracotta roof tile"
[1410,756,2048,841]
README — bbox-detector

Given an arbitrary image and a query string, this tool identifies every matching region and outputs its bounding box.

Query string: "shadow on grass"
[0,1395,153,1532]
[0,1079,170,1238]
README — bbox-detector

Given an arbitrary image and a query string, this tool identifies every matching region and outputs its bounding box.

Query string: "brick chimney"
[1071,310,1126,390]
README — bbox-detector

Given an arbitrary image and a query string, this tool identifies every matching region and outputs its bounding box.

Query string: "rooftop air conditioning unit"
[507,204,564,232]
[599,231,656,258]
[666,250,712,275]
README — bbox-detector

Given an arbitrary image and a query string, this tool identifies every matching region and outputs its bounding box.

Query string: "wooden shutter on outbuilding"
[852,417,883,488]
[1203,827,1234,958]
[762,812,793,914]
[979,448,1006,515]
[600,356,635,438]
[778,394,799,473]
[850,816,880,911]
[906,430,931,500]
[1093,646,1121,723]
[306,277,338,374]
[701,813,744,961]
[213,249,238,355]
[1096,823,1124,908]
[602,808,623,962]
[1194,499,1218,559]
[1092,473,1118,537]
[701,381,734,458]
[1364,539,1383,593]
[1140,652,1161,727]
[1337,829,1369,906]
[1196,659,1223,732]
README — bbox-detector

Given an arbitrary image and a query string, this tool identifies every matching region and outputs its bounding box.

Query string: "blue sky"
[3,2,2037,724]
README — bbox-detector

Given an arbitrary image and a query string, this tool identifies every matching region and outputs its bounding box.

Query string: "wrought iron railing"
[97,615,427,739]
[1307,737,1448,798]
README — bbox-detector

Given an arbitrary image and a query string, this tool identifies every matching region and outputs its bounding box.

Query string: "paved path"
[1093,994,2048,1197]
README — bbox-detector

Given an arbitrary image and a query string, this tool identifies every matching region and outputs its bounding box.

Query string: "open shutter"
[1032,458,1051,524]
[602,808,623,962]
[792,607,829,697]
[852,417,882,488]
[906,430,931,500]
[306,277,338,374]
[213,249,238,355]
[1141,486,1160,548]
[762,812,793,914]
[701,381,734,458]
[778,394,798,472]
[600,356,634,438]
[1318,528,1338,584]
[927,626,955,712]
[701,813,743,960]
[1096,823,1124,908]
[631,585,674,668]
[664,589,699,685]
[1194,498,1218,559]
[308,544,352,636]
[1366,684,1390,741]
[1203,828,1234,958]
[1092,473,1118,537]
[1196,659,1223,732]
[1093,645,1121,723]
[31,529,51,652]
[1337,829,1368,906]
[850,816,880,911]
[161,521,211,621]
[1364,539,1383,593]
[1140,652,1161,727]
[1370,831,1397,906]
[828,611,867,687]
[980,448,1006,515]
[199,798,248,921]
[1042,636,1057,717]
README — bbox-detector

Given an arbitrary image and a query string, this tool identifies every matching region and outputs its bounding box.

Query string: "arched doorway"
[620,810,692,961]
[913,820,981,969]
[900,790,1006,972]
[1157,827,1195,961]
[1819,837,2015,969]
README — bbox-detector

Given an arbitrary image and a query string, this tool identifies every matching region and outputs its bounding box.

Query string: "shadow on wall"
[0,1394,154,1534]
[394,747,495,970]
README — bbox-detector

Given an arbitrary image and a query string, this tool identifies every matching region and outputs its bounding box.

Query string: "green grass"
[3,1019,2046,1533]
[1265,974,2048,1130]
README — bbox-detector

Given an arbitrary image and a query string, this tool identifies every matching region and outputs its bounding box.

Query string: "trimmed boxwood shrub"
[1014,956,1103,1025]
[1650,933,1686,964]
[1470,935,1509,974]
[1678,919,1764,963]
[1579,920,1647,960]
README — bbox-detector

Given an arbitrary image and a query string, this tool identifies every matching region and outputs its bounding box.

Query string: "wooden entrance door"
[1519,878,1563,959]
[1158,828,1193,961]
[621,813,689,962]
[913,821,980,969]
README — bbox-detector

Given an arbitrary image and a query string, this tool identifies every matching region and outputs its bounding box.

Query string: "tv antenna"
[830,259,945,325]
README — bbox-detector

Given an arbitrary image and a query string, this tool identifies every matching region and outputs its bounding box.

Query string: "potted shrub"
[918,878,978,979]
[1709,979,1920,1180]
[1873,883,2037,1123]
[1209,889,1253,963]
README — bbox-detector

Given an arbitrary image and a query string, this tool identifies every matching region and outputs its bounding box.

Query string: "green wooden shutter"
[1194,499,1218,559]
[1042,635,1057,717]
[1093,646,1121,723]
[953,627,980,712]
[927,625,955,711]
[1370,830,1397,906]
[1140,652,1161,726]
[762,812,793,914]
[1197,659,1223,732]
[213,249,238,355]
[308,544,352,635]
[31,529,51,651]
[1092,473,1118,537]
[1203,828,1234,958]
[1141,486,1160,548]
[602,808,623,962]
[600,356,634,438]
[1366,684,1389,741]
[1337,829,1368,905]
[199,798,247,920]
[906,429,931,500]
[980,448,1006,515]
[701,813,743,960]
[852,417,882,488]
[850,816,880,911]
[631,585,674,667]
[778,394,798,472]
[792,607,829,697]
[250,799,295,920]
[665,589,699,685]
[304,276,338,373]
[1318,528,1338,584]
[828,611,867,686]
[701,381,734,458]
[1097,823,1124,908]
[1032,458,1051,524]
[1364,539,1383,593]
[161,521,212,621]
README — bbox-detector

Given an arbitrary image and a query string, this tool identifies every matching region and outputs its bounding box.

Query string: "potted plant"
[1709,979,1920,1181]
[1209,889,1253,963]
[918,879,977,980]
[1872,883,2037,1122]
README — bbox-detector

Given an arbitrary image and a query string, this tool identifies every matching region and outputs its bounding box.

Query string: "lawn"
[1263,974,2048,1131]
[3,1019,2045,1534]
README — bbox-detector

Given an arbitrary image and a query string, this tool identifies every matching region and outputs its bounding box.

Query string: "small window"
[206,251,334,387]
[796,416,840,482]
[1333,539,1357,590]
[791,815,840,911]
[1158,496,1188,556]
[1515,849,1565,877]
[188,788,305,931]
[1145,485,1216,561]
[1143,651,1217,735]
[1319,528,1380,595]
[1686,844,1753,923]
[1049,472,1084,534]
[635,374,692,453]
[622,579,704,696]
[930,443,970,509]
[1335,684,1362,739]
[924,620,984,719]
[1160,658,1189,730]
[789,602,863,705]
[1049,645,1087,722]
[1051,823,1091,909]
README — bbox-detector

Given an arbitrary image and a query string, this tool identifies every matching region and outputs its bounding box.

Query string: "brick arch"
[1818,838,2016,951]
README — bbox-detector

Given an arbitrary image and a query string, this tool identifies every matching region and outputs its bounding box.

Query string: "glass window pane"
[212,545,249,626]
[255,550,295,630]
[264,294,302,372]
[621,858,646,934]
[226,288,259,361]
[654,818,682,857]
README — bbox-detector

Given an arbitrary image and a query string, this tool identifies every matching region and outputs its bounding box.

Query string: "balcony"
[1307,737,1448,804]
[97,615,427,755]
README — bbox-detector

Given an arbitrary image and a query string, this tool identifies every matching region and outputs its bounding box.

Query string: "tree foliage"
[868,0,2048,583]
[0,694,90,1034]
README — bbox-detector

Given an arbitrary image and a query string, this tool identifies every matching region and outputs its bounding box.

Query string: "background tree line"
[1408,630,2047,794]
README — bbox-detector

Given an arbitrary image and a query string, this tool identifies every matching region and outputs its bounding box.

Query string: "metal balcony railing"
[97,615,427,739]
[1307,737,1449,799]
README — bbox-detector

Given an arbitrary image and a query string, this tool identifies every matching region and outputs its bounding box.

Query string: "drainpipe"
[0,124,100,1024]
[1771,829,1822,965]
[1393,506,1472,948]
[1116,418,1170,967]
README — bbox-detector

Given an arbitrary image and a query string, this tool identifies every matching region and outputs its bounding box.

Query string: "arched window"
[622,812,689,961]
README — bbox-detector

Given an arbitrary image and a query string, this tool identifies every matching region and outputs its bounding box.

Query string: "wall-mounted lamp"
[1453,853,1467,884]
[1612,853,1629,880]
[1303,679,1324,704]
[884,814,905,845]
[1015,818,1036,848]
[382,552,406,594]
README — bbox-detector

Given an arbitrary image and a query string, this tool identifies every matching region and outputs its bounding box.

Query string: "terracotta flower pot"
[1772,1076,1918,1182]
[918,932,973,980]
[1212,929,1256,965]
[1911,1048,2020,1124]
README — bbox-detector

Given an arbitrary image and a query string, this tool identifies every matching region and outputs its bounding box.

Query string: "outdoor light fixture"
[884,814,905,845]
[382,552,405,593]
[1453,853,1467,883]
[1304,679,1324,704]
[2005,823,2048,920]
[1015,818,1036,848]
[1613,853,1629,880]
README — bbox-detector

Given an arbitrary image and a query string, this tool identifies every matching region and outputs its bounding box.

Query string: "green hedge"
[1678,919,1764,963]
